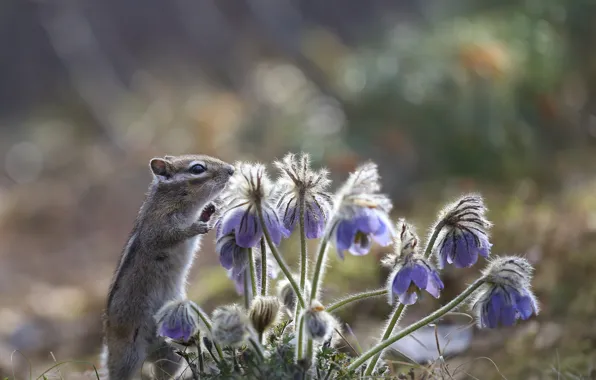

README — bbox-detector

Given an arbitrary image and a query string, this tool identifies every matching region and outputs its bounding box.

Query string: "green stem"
[296,312,305,363]
[326,289,388,313]
[243,268,250,309]
[248,248,258,301]
[248,337,266,361]
[190,305,224,361]
[347,279,485,373]
[309,230,331,302]
[423,220,445,258]
[260,238,267,296]
[298,195,307,299]
[256,203,305,308]
[364,303,406,376]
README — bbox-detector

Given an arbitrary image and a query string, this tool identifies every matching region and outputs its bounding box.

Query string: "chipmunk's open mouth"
[199,203,217,222]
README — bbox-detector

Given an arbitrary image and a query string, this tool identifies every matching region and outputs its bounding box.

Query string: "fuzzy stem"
[296,312,305,363]
[296,193,308,322]
[364,303,406,376]
[256,203,306,308]
[309,230,331,302]
[326,289,388,313]
[347,279,485,373]
[243,268,250,309]
[248,248,258,301]
[248,336,266,361]
[260,238,267,296]
[190,305,224,361]
[423,220,445,258]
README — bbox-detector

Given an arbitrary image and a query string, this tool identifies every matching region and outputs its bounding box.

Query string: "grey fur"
[102,154,234,380]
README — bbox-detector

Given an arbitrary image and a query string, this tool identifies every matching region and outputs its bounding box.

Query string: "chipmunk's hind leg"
[147,339,184,380]
[104,338,147,380]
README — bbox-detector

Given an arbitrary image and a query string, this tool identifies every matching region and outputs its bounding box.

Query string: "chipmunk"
[101,154,235,380]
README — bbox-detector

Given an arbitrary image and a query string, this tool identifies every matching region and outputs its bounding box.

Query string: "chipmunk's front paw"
[190,221,210,235]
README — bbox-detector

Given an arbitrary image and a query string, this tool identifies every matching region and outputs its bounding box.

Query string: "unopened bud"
[212,304,249,347]
[248,296,280,335]
[303,300,335,341]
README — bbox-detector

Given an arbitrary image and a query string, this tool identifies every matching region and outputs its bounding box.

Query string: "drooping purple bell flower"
[388,255,444,305]
[154,300,201,341]
[328,162,395,258]
[433,194,493,268]
[274,153,332,239]
[219,162,290,248]
[473,256,539,328]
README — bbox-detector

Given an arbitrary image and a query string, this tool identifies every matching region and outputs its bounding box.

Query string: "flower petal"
[280,196,299,233]
[398,291,418,305]
[335,220,356,256]
[262,206,286,245]
[304,201,326,239]
[221,207,246,237]
[371,211,394,246]
[349,232,372,255]
[392,265,412,295]
[352,207,381,234]
[235,210,262,248]
[410,263,429,290]
[425,270,444,299]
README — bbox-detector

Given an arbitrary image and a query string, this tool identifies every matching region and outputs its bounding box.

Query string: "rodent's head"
[149,154,235,203]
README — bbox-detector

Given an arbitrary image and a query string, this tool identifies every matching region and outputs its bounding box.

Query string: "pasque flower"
[302,301,336,341]
[385,220,444,305]
[472,256,539,328]
[154,299,201,341]
[329,162,394,258]
[274,153,332,239]
[219,162,290,248]
[433,194,492,268]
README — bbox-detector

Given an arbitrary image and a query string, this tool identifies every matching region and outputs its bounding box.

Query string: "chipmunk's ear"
[150,158,172,178]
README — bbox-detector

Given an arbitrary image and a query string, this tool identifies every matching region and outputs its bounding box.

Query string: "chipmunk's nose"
[227,165,235,176]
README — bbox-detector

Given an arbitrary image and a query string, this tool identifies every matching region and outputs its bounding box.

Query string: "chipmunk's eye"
[189,163,207,175]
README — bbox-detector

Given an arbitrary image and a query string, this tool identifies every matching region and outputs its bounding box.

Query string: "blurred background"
[1,0,596,378]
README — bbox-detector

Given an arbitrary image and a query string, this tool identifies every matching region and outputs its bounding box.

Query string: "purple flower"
[154,300,200,341]
[473,256,539,328]
[433,194,492,269]
[388,255,444,305]
[475,285,538,328]
[274,153,332,239]
[330,163,395,258]
[219,162,290,248]
[438,229,491,268]
[216,230,248,271]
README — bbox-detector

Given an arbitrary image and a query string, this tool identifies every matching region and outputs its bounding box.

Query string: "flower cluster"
[151,153,540,379]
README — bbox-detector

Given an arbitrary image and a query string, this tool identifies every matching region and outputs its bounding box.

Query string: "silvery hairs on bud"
[274,153,333,238]
[277,276,311,315]
[382,219,420,269]
[248,296,281,335]
[482,255,534,288]
[303,300,337,342]
[211,304,250,347]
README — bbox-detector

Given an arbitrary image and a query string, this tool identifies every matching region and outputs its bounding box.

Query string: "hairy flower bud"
[302,301,336,341]
[212,304,250,346]
[248,296,281,335]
